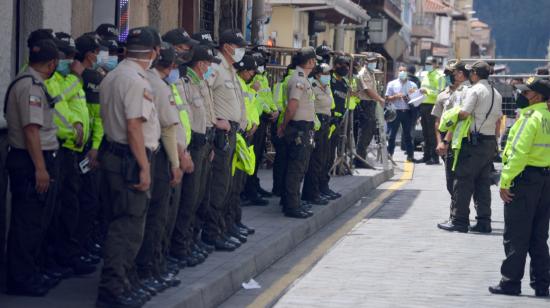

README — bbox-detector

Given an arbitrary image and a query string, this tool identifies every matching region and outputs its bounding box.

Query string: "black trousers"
[52,148,83,264]
[500,167,550,291]
[98,148,150,296]
[450,138,496,226]
[204,128,236,241]
[76,152,101,255]
[272,122,287,196]
[302,118,330,200]
[243,117,269,199]
[0,131,9,270]
[136,147,171,278]
[225,134,253,227]
[6,149,59,287]
[387,109,414,158]
[281,124,313,211]
[171,140,211,257]
[356,101,377,159]
[320,119,340,193]
[420,103,437,161]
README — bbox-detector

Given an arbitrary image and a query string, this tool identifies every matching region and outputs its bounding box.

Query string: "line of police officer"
[1,22,372,306]
[431,60,550,297]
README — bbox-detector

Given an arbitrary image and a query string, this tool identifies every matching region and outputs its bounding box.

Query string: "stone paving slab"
[275,162,550,308]
[0,167,392,308]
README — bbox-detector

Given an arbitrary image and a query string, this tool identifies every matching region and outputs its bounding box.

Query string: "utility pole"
[251,0,265,45]
[334,21,346,52]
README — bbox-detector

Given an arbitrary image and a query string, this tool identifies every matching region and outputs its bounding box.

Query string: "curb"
[153,168,394,308]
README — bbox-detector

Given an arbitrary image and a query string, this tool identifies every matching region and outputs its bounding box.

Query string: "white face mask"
[232,47,245,62]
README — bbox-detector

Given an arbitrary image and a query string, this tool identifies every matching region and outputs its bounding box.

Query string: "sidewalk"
[0,167,392,308]
[275,161,550,308]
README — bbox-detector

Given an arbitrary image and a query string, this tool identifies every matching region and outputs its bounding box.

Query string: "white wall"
[0,0,16,105]
[42,0,72,33]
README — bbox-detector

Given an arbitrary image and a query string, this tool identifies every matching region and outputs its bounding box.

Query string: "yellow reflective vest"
[500,103,550,189]
[253,73,277,114]
[170,83,192,145]
[421,70,446,104]
[238,76,260,131]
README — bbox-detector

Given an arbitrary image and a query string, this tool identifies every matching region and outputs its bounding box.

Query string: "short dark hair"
[474,69,490,79]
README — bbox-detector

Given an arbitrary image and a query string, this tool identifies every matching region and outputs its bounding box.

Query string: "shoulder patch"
[169,94,176,105]
[143,89,153,102]
[29,95,42,107]
[312,82,318,87]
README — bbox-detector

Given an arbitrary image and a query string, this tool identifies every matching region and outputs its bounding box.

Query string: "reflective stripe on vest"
[171,84,192,144]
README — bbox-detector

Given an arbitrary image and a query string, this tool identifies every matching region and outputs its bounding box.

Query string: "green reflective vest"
[170,84,192,145]
[500,103,550,189]
[421,70,446,104]
[45,72,89,151]
[253,73,277,114]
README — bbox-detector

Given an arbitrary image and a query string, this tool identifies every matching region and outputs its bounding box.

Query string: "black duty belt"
[289,120,314,130]
[525,166,550,175]
[205,127,216,143]
[10,147,57,157]
[477,134,496,141]
[0,128,7,134]
[316,114,331,124]
[102,139,154,157]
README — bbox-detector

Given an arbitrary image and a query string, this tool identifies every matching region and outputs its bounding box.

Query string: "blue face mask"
[165,69,180,84]
[319,75,331,85]
[425,65,433,72]
[203,66,214,80]
[368,63,377,70]
[57,59,72,76]
[398,71,407,81]
[103,56,119,71]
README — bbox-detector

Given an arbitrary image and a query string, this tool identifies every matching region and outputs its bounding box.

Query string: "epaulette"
[137,72,146,79]
[298,72,304,77]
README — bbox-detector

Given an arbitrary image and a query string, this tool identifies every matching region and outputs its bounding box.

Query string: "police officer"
[489,77,550,297]
[136,40,183,293]
[202,29,248,248]
[97,27,160,307]
[75,34,107,259]
[433,61,470,194]
[171,44,226,263]
[354,55,385,168]
[437,60,502,233]
[277,47,319,218]
[420,56,446,164]
[4,38,60,296]
[225,54,260,243]
[242,46,278,204]
[302,63,333,205]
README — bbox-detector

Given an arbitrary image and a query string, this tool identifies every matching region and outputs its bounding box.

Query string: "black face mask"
[335,66,349,77]
[178,50,194,64]
[515,93,530,109]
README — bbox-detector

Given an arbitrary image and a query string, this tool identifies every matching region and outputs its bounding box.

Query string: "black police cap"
[315,45,332,57]
[298,47,321,62]
[27,29,54,48]
[54,32,77,55]
[75,34,101,56]
[191,31,217,48]
[191,45,221,64]
[233,54,257,71]
[219,30,247,47]
[126,27,157,49]
[515,77,550,98]
[29,39,59,63]
[252,45,271,56]
[162,28,199,46]
[334,55,351,65]
[96,23,119,40]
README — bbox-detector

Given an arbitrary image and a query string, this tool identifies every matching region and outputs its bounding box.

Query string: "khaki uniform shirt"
[431,87,454,118]
[462,79,503,135]
[210,56,247,128]
[356,66,376,101]
[100,59,160,150]
[145,69,180,128]
[6,67,58,150]
[310,79,332,116]
[184,69,216,134]
[287,66,315,122]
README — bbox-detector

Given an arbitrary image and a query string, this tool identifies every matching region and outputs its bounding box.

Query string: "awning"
[424,0,451,16]
[268,0,370,24]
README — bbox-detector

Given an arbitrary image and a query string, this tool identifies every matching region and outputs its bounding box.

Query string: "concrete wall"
[72,0,94,37]
[0,0,16,103]
[267,6,295,48]
[130,0,150,28]
[43,0,72,33]
[159,0,180,33]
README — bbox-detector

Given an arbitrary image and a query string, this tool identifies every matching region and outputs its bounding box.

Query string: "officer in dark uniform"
[97,27,161,307]
[489,78,550,297]
[4,38,60,296]
[277,47,319,218]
